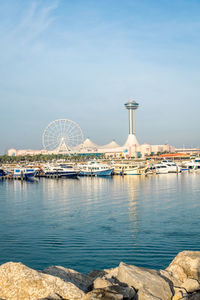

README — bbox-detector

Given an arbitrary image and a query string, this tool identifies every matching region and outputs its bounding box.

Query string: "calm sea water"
[0,173,199,274]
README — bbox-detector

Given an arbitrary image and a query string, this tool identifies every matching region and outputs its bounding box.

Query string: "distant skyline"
[0,0,200,153]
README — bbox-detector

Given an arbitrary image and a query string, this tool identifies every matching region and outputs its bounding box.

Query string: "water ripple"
[0,174,199,273]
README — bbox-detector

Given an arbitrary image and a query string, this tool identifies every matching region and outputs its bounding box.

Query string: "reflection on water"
[0,173,200,273]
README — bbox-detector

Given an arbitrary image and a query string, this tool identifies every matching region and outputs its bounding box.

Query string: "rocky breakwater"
[0,251,199,300]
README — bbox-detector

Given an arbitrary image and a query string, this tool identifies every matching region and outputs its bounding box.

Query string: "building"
[8,100,176,158]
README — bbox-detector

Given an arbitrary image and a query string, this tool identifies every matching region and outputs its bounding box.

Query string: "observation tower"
[124,100,139,147]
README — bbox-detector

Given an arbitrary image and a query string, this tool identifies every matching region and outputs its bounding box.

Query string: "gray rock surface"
[93,277,136,299]
[88,270,107,281]
[42,265,92,292]
[189,292,200,300]
[117,262,172,300]
[82,288,123,300]
[38,295,65,300]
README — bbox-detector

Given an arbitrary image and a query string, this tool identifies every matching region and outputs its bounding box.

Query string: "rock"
[107,284,136,299]
[189,292,200,299]
[104,267,119,279]
[181,278,200,293]
[137,287,164,300]
[166,251,200,282]
[0,262,85,300]
[117,262,172,300]
[42,265,92,292]
[93,277,112,289]
[88,270,107,281]
[82,288,123,300]
[159,269,183,296]
[38,295,65,300]
[93,277,136,299]
[159,269,182,287]
[172,290,189,300]
[88,268,118,283]
[94,277,136,299]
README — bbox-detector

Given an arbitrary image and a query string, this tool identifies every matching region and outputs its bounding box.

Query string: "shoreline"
[0,251,199,299]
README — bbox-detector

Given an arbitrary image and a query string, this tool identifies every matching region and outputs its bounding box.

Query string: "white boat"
[186,159,200,172]
[78,161,114,176]
[147,163,169,174]
[161,160,182,173]
[13,168,36,179]
[42,164,79,177]
[113,163,146,175]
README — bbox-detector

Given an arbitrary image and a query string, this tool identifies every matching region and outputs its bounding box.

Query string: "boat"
[13,168,36,179]
[161,160,182,173]
[0,168,6,178]
[113,163,146,175]
[78,161,114,176]
[147,163,169,174]
[42,164,79,178]
[185,159,200,172]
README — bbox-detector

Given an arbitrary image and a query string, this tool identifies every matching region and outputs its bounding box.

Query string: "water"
[0,173,199,274]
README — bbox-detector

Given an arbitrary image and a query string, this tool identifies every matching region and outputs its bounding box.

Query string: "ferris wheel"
[42,119,84,152]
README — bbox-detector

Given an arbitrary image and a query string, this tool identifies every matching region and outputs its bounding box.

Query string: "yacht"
[161,160,182,173]
[42,164,79,178]
[186,159,200,172]
[13,168,36,179]
[78,161,114,176]
[151,163,169,174]
[113,163,146,175]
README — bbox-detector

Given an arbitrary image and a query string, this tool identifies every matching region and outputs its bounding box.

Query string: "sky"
[0,0,200,153]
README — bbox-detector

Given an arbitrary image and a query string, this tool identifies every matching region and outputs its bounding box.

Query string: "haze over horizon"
[0,0,200,153]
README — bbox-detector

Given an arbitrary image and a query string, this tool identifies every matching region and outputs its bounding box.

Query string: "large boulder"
[42,265,92,292]
[0,262,85,300]
[166,251,200,283]
[117,262,173,300]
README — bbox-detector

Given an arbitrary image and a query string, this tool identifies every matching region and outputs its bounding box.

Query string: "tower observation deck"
[124,100,139,148]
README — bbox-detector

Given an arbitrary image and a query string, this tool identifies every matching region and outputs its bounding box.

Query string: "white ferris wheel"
[42,119,84,153]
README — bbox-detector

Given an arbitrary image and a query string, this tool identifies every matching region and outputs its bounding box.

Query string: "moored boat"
[113,163,146,175]
[78,161,114,176]
[13,168,36,179]
[161,160,182,173]
[0,168,6,178]
[146,163,169,174]
[185,159,200,172]
[42,164,79,178]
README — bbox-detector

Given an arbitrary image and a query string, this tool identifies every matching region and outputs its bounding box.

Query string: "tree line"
[0,153,105,164]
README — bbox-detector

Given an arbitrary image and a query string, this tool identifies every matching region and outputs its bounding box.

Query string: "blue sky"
[0,0,200,152]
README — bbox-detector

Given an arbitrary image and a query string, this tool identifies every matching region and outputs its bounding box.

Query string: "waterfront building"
[175,148,200,155]
[8,148,47,156]
[7,100,177,158]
